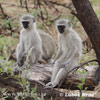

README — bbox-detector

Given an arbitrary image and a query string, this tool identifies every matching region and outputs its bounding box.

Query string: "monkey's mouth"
[22,21,29,29]
[57,25,65,33]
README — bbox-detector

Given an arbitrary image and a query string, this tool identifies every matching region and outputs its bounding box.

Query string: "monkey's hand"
[17,52,27,67]
[49,59,55,64]
[45,82,53,88]
[62,59,71,67]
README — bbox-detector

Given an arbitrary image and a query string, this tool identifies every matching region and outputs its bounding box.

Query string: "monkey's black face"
[57,25,65,34]
[22,21,29,29]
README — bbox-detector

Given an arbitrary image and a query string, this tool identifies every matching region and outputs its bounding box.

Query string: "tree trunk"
[71,0,100,85]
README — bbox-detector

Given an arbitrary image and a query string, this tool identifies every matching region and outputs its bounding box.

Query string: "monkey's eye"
[22,21,29,29]
[57,25,65,33]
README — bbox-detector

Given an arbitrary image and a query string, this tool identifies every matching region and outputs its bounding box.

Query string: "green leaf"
[81,69,86,74]
[41,93,44,100]
[0,68,3,72]
[77,69,81,73]
[80,78,85,84]
[77,84,82,90]
[21,76,26,86]
[2,18,12,28]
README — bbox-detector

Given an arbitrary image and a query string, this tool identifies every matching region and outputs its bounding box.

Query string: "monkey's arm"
[63,46,77,65]
[16,35,25,63]
[53,48,63,63]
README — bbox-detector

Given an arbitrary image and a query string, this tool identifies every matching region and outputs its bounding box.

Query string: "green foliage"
[0,58,14,71]
[0,67,3,73]
[91,0,100,5]
[77,69,88,99]
[0,35,17,59]
[12,21,19,27]
[0,88,8,99]
[0,36,16,50]
[2,18,12,28]
[95,9,100,19]
[16,77,45,100]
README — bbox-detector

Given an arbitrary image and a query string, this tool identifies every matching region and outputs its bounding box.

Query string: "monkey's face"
[20,14,36,29]
[56,19,72,34]
[21,19,35,29]
[22,21,29,29]
[57,25,65,34]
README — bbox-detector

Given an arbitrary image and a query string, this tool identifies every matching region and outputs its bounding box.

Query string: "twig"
[39,20,53,36]
[71,11,78,17]
[19,0,23,7]
[45,0,73,10]
[0,3,13,34]
[24,0,29,12]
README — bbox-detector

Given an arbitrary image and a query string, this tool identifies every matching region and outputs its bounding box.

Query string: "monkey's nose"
[58,25,65,33]
[23,25,28,29]
[22,22,29,29]
[23,24,28,29]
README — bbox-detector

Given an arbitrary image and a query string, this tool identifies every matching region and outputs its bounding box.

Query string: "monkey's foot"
[13,63,26,72]
[45,82,53,88]
[48,59,55,64]
[45,81,58,88]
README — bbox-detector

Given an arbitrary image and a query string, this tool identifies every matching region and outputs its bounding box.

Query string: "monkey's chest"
[24,36,35,50]
[60,39,70,52]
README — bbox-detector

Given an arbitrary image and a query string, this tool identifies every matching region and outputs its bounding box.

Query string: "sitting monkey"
[46,19,82,88]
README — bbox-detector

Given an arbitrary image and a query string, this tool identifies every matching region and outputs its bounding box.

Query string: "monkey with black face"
[16,14,43,66]
[16,14,56,67]
[46,19,82,88]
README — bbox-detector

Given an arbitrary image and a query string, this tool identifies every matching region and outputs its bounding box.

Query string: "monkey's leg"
[16,44,22,62]
[52,58,79,87]
[16,44,25,66]
[52,67,67,87]
[45,65,67,88]
[46,61,61,87]
[29,47,40,65]
[51,61,61,82]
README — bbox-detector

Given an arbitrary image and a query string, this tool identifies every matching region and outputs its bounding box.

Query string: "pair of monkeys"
[16,14,82,88]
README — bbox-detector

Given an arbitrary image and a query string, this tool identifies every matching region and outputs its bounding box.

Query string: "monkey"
[46,19,82,88]
[16,14,43,66]
[38,30,56,62]
[16,14,56,67]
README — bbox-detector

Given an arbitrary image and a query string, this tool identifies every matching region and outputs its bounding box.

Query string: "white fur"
[16,14,42,65]
[38,30,56,61]
[46,19,82,88]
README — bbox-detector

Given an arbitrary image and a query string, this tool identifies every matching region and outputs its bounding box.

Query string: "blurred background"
[0,0,99,67]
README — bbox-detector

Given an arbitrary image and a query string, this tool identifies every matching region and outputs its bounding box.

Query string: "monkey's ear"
[68,22,72,27]
[32,18,36,23]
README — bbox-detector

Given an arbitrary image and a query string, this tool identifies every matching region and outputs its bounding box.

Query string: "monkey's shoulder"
[70,30,82,42]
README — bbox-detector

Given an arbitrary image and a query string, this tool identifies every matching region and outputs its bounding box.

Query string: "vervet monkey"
[46,19,82,88]
[16,14,56,66]
[38,30,56,62]
[16,14,43,66]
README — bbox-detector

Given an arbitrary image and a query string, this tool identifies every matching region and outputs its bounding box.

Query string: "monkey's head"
[56,19,72,34]
[20,14,36,29]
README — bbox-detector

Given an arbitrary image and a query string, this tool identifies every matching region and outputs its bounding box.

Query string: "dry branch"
[0,3,13,34]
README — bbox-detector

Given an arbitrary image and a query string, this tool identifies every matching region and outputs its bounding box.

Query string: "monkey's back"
[38,30,56,60]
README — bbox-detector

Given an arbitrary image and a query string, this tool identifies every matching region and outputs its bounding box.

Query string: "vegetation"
[0,0,100,100]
